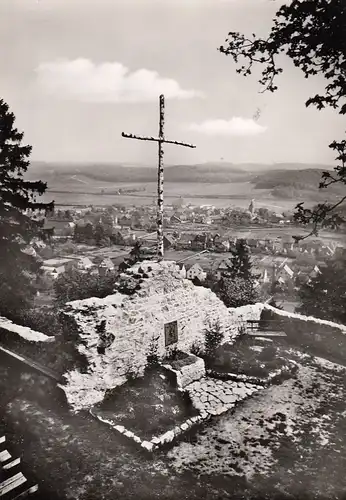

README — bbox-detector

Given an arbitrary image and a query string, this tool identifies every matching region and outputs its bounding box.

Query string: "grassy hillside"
[252,168,344,201]
[26,161,333,186]
[25,161,344,204]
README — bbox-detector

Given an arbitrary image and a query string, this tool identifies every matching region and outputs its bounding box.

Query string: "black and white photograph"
[0,0,346,499]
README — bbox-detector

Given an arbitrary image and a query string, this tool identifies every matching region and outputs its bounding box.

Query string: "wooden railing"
[245,320,287,337]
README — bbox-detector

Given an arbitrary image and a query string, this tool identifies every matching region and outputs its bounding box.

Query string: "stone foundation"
[61,261,264,411]
[162,353,205,389]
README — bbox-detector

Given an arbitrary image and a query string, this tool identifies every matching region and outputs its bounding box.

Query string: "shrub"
[190,339,204,357]
[146,335,160,368]
[204,319,224,360]
[237,324,247,338]
[258,346,277,362]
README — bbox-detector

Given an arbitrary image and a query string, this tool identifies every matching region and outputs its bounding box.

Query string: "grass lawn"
[93,367,199,439]
[169,355,346,499]
[1,350,346,499]
[207,337,291,379]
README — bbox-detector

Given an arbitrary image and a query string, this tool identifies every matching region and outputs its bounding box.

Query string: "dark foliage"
[73,223,94,243]
[129,241,143,263]
[220,0,346,238]
[210,239,259,308]
[229,239,254,281]
[204,319,224,361]
[297,252,346,324]
[54,268,118,306]
[216,276,260,309]
[0,99,53,318]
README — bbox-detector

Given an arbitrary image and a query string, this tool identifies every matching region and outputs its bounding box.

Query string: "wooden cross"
[122,94,196,261]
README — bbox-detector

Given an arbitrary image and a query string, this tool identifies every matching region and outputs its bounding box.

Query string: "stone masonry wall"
[62,261,264,411]
[177,356,206,388]
[162,354,206,390]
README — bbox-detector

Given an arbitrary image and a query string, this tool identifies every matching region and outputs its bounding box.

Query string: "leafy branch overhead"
[219,0,346,239]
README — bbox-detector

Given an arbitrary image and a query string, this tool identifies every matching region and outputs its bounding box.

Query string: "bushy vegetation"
[204,319,224,361]
[216,277,259,309]
[297,252,346,324]
[204,239,260,309]
[0,99,53,319]
[54,268,118,306]
[220,0,346,237]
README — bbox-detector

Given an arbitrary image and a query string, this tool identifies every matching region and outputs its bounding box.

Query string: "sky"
[0,0,344,165]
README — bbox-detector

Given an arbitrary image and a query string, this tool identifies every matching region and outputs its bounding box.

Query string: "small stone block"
[180,423,189,431]
[164,430,175,442]
[214,406,226,415]
[141,441,154,452]
[114,425,125,434]
[151,436,161,445]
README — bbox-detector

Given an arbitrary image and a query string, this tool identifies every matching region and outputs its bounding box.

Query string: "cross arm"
[122,132,196,149]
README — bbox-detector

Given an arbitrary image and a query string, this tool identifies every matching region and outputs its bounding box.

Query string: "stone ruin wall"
[62,261,264,411]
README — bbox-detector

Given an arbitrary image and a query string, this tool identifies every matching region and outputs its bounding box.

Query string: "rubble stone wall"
[62,261,264,411]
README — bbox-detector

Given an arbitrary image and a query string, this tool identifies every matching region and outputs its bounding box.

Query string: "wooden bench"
[246,320,287,337]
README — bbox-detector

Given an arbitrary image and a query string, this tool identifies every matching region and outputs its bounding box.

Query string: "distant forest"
[252,169,344,201]
[27,161,337,201]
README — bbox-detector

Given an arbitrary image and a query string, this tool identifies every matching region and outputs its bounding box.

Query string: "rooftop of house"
[42,258,74,267]
[43,219,72,230]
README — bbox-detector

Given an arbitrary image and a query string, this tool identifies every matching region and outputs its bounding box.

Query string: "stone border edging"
[206,359,298,388]
[89,407,211,453]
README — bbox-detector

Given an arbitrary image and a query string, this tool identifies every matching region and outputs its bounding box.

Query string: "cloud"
[187,117,267,136]
[36,58,202,103]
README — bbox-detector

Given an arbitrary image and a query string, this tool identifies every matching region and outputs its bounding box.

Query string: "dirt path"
[169,358,346,499]
[1,353,346,499]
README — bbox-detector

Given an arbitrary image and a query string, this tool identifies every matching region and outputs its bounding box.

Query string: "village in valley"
[1,0,346,499]
[30,197,344,312]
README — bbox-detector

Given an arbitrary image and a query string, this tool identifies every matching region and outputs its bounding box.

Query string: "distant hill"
[253,168,339,190]
[26,161,334,186]
[239,162,333,173]
[26,161,251,184]
[252,168,344,201]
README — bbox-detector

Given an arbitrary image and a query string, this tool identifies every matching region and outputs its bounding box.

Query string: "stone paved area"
[186,377,263,417]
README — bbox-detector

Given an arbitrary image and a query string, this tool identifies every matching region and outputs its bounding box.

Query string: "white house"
[186,263,207,282]
[42,258,75,273]
[175,263,187,279]
[41,265,65,279]
[77,257,94,271]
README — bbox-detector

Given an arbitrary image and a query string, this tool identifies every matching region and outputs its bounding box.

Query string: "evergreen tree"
[94,222,107,246]
[212,241,259,308]
[0,99,53,318]
[297,253,346,324]
[216,276,259,309]
[228,239,254,281]
[129,241,142,264]
[54,268,118,307]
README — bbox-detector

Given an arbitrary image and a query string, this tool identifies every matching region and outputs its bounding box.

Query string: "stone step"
[12,484,38,500]
[3,459,21,471]
[0,472,27,497]
[0,452,11,464]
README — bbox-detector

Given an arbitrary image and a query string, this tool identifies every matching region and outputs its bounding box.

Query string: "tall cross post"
[122,94,196,261]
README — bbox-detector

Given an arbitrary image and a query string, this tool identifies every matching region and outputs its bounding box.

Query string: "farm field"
[43,181,302,211]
